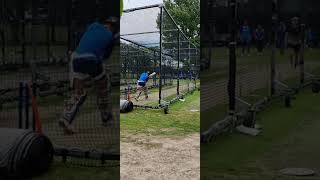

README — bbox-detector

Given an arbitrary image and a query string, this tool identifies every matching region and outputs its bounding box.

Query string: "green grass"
[121,90,200,136]
[32,163,119,180]
[201,89,320,179]
[201,48,320,132]
[201,48,320,83]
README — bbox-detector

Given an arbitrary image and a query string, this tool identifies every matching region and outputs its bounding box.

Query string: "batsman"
[135,71,157,101]
[58,17,120,134]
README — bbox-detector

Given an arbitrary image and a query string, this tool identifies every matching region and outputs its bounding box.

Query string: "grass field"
[201,46,320,179]
[121,90,200,136]
[201,89,320,179]
[32,163,119,180]
[201,48,320,132]
[201,48,320,83]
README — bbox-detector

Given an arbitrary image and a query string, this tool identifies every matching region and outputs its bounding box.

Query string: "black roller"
[0,128,53,178]
[120,100,134,113]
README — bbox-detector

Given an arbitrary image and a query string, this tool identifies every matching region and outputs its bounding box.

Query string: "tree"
[164,0,200,45]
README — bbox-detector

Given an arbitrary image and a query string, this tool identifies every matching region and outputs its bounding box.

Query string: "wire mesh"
[120,5,199,109]
[201,0,320,136]
[0,0,119,167]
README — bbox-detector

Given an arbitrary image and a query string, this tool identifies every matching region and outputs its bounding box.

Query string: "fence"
[0,0,119,167]
[120,4,200,113]
[201,0,320,142]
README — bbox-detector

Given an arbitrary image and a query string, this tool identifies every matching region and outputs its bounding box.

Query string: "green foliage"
[163,0,200,45]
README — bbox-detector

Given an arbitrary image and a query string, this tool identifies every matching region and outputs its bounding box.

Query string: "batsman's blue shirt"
[139,73,149,82]
[76,22,113,61]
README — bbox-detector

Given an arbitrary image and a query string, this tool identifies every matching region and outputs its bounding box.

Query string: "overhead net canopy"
[121,6,161,48]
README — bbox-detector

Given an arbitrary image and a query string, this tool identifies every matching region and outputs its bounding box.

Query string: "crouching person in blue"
[135,71,157,101]
[59,17,119,134]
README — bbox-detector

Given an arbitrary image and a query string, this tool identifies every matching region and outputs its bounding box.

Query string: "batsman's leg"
[144,85,149,100]
[95,72,113,125]
[59,78,87,134]
[135,84,142,101]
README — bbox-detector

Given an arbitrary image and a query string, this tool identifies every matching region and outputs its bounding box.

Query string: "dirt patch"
[120,134,200,180]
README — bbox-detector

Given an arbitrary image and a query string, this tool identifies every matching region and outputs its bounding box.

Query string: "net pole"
[19,82,23,129]
[51,0,56,47]
[270,0,278,95]
[31,0,37,66]
[25,83,29,129]
[177,30,180,96]
[194,48,197,89]
[188,42,191,92]
[153,51,156,87]
[20,1,26,65]
[0,0,6,66]
[125,45,129,100]
[300,24,305,84]
[46,1,50,63]
[228,0,237,113]
[159,6,163,105]
[67,0,72,54]
[299,3,306,85]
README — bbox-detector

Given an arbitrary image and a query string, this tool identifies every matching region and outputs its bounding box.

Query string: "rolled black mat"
[120,100,134,113]
[0,128,53,178]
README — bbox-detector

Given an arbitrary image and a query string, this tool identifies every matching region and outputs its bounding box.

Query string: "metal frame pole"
[188,42,191,92]
[31,0,37,65]
[228,0,237,113]
[177,30,180,96]
[21,1,26,65]
[271,0,278,96]
[25,83,29,129]
[153,51,157,87]
[0,0,6,66]
[67,0,72,53]
[159,6,163,105]
[19,82,23,129]
[300,24,305,84]
[51,0,56,44]
[46,1,51,63]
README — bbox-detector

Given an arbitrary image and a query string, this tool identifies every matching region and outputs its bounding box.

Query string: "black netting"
[120,5,200,112]
[0,0,119,167]
[201,0,320,142]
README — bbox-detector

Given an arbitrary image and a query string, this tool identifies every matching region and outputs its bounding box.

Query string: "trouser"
[62,53,112,124]
[136,81,148,99]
